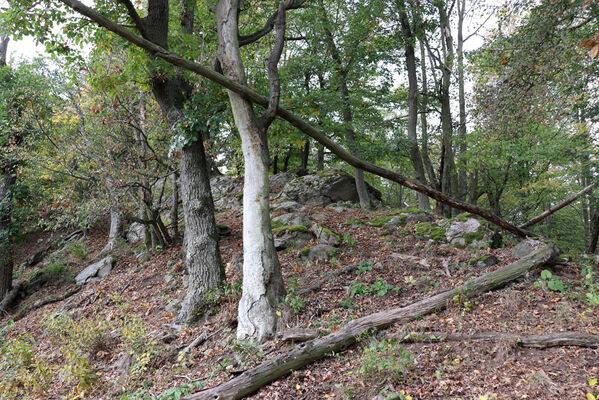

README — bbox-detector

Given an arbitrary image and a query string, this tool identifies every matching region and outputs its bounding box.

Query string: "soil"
[2,205,598,400]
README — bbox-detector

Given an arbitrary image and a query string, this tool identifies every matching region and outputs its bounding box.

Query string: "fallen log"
[57,0,530,238]
[519,183,595,229]
[183,243,559,400]
[393,331,599,349]
[12,285,82,321]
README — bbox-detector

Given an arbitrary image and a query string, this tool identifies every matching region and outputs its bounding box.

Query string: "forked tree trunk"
[183,243,558,400]
[216,0,285,342]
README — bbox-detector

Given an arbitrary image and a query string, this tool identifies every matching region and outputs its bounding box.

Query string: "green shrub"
[358,339,414,380]
[285,278,305,314]
[68,240,89,260]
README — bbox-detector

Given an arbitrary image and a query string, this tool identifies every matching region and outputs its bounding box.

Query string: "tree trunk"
[183,243,558,400]
[216,0,285,342]
[300,139,309,173]
[0,37,8,67]
[0,170,16,300]
[316,146,324,171]
[272,154,279,175]
[419,41,437,190]
[56,0,533,238]
[101,205,123,254]
[456,0,468,202]
[282,146,291,172]
[170,171,180,242]
[588,208,599,254]
[398,1,429,210]
[176,139,225,324]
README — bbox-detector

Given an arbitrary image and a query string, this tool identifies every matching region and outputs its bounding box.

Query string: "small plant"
[356,261,373,275]
[68,240,89,260]
[581,267,599,306]
[358,339,414,381]
[285,278,305,314]
[343,232,357,247]
[232,339,263,363]
[340,297,355,309]
[535,269,566,293]
[155,245,163,253]
[44,260,72,283]
[350,278,400,297]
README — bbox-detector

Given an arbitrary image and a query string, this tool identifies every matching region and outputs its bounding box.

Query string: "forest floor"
[3,205,599,400]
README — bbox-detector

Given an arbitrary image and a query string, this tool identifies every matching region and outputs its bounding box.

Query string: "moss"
[448,213,471,223]
[401,207,431,215]
[429,226,447,242]
[463,229,486,245]
[321,227,341,241]
[414,222,446,243]
[368,215,393,227]
[272,224,310,234]
[300,247,311,256]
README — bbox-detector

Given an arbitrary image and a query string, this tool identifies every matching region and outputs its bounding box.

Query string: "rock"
[310,222,341,246]
[210,175,243,211]
[383,215,406,229]
[273,225,314,251]
[445,217,491,249]
[512,241,534,259]
[269,171,296,191]
[75,256,116,285]
[405,212,434,224]
[391,253,430,268]
[282,169,382,206]
[127,222,145,243]
[271,200,305,213]
[217,224,232,237]
[302,244,338,261]
[476,254,499,268]
[310,213,328,221]
[272,213,310,227]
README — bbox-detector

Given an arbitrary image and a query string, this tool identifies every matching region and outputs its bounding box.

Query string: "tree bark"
[101,205,124,254]
[0,37,8,67]
[456,0,468,202]
[216,0,285,342]
[170,171,180,242]
[419,41,437,190]
[0,169,16,301]
[398,1,429,210]
[55,0,533,238]
[300,139,309,173]
[392,330,599,349]
[316,146,324,171]
[176,139,225,324]
[183,243,559,400]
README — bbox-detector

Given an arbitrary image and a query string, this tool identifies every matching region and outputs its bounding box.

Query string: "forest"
[0,0,599,398]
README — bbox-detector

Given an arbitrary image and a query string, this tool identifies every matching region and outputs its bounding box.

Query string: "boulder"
[210,175,243,211]
[310,222,341,246]
[302,244,338,261]
[75,256,116,285]
[475,254,499,268]
[271,200,305,213]
[282,169,382,206]
[405,212,434,225]
[269,171,296,191]
[445,217,491,249]
[272,213,310,227]
[273,225,314,251]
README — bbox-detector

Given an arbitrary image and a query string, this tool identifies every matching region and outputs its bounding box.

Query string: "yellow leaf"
[586,393,596,400]
[589,378,598,386]
[325,395,330,399]
[295,384,301,390]
[276,311,282,317]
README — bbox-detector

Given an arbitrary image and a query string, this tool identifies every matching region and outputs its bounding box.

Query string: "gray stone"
[282,169,382,206]
[274,229,314,251]
[75,256,116,285]
[304,244,338,261]
[512,241,534,259]
[272,200,304,213]
[383,215,406,229]
[476,254,499,268]
[405,213,434,225]
[445,217,491,249]
[272,213,310,227]
[310,213,328,221]
[210,175,243,211]
[269,171,296,191]
[310,222,341,246]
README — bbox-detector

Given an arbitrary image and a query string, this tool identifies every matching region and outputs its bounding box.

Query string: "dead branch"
[182,244,559,400]
[393,331,599,348]
[519,183,595,229]
[12,285,82,321]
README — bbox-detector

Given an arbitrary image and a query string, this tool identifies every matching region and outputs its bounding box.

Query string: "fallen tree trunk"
[393,331,599,348]
[56,0,529,238]
[12,285,82,321]
[183,243,558,400]
[519,183,595,229]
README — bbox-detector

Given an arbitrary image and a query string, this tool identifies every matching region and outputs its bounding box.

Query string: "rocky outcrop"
[210,175,243,211]
[282,169,381,206]
[75,256,116,285]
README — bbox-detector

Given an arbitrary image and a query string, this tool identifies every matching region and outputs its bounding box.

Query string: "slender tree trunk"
[588,208,599,254]
[217,0,285,342]
[456,0,468,202]
[176,139,225,323]
[171,171,180,242]
[300,140,310,173]
[398,1,429,210]
[272,154,279,175]
[102,205,123,254]
[0,37,8,67]
[0,170,16,301]
[282,146,291,172]
[419,41,438,207]
[316,146,324,171]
